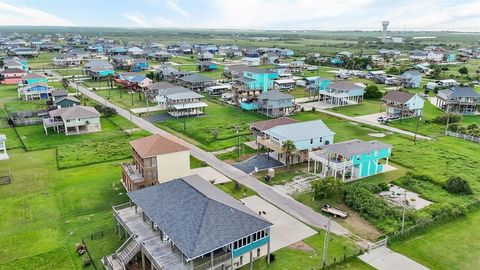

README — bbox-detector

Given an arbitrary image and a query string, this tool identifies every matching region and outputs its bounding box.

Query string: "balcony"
[122,162,145,183]
[256,136,283,153]
[308,150,353,170]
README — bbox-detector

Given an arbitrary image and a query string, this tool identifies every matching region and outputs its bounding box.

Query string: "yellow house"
[121,134,191,191]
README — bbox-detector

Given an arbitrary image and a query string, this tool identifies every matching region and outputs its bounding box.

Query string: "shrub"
[445,176,473,195]
[433,113,463,124]
[94,104,117,117]
[364,85,383,99]
[311,177,343,200]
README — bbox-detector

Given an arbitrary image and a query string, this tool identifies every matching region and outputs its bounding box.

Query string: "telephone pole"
[322,217,331,267]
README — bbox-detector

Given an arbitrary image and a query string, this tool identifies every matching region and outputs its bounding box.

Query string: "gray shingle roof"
[329,80,363,91]
[322,139,392,157]
[266,120,335,142]
[438,87,480,99]
[382,90,415,104]
[128,175,272,259]
[258,90,294,101]
[49,106,100,120]
[179,73,214,83]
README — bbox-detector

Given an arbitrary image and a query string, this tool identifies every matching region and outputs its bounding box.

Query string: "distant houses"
[0,68,28,85]
[234,67,278,107]
[436,86,480,115]
[381,91,424,118]
[17,82,53,100]
[321,80,365,106]
[253,90,295,118]
[399,70,422,88]
[178,73,215,92]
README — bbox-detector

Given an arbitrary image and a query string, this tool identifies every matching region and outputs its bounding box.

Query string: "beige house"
[43,106,101,135]
[121,134,191,191]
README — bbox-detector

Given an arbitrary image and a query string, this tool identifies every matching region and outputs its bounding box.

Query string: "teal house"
[308,139,392,181]
[238,67,279,110]
[21,73,48,85]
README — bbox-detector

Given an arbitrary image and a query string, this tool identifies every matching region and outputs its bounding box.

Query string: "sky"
[0,0,478,31]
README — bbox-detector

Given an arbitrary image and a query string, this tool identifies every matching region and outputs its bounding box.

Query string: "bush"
[267,253,276,263]
[445,176,473,195]
[311,177,343,200]
[364,85,383,99]
[94,104,117,117]
[433,113,463,124]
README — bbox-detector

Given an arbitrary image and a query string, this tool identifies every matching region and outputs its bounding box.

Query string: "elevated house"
[148,81,175,103]
[0,68,28,84]
[308,139,392,182]
[257,120,335,164]
[242,57,261,66]
[157,65,191,80]
[165,88,208,118]
[197,51,214,61]
[399,70,422,88]
[20,72,48,85]
[409,50,428,62]
[321,80,365,106]
[223,65,250,79]
[178,73,215,92]
[84,60,114,80]
[436,87,480,115]
[47,89,79,110]
[249,117,298,139]
[198,61,218,72]
[52,49,86,67]
[249,90,295,117]
[206,84,232,96]
[3,57,28,70]
[121,134,191,191]
[274,78,296,90]
[234,67,279,108]
[7,47,39,58]
[306,77,332,99]
[43,106,101,135]
[104,175,272,270]
[155,51,173,62]
[381,91,424,118]
[17,82,53,100]
[127,46,146,58]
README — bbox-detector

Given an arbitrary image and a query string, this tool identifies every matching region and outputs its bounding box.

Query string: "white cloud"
[0,2,73,26]
[124,12,149,28]
[165,0,189,18]
[152,16,178,28]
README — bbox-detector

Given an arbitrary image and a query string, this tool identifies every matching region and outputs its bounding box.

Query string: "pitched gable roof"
[179,73,213,83]
[250,117,298,132]
[382,90,416,104]
[129,134,189,158]
[128,175,272,259]
[49,106,100,120]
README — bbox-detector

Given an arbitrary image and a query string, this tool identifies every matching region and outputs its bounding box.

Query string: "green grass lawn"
[94,88,149,109]
[287,86,310,98]
[215,181,257,200]
[157,99,266,151]
[254,163,306,186]
[15,117,126,151]
[246,230,363,270]
[330,99,384,116]
[82,79,112,89]
[28,52,56,69]
[0,149,129,269]
[390,209,480,270]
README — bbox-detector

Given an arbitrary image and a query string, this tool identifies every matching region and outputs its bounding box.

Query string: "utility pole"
[236,128,240,156]
[323,217,331,268]
[444,103,450,135]
[401,192,407,235]
[413,116,422,144]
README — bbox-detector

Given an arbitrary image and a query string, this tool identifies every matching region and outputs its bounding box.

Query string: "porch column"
[124,226,128,240]
[313,160,317,174]
[307,158,310,173]
[267,239,271,264]
[386,156,389,165]
[211,251,214,268]
[375,160,379,174]
[141,251,146,270]
[249,250,253,270]
[230,243,234,269]
[367,161,371,177]
[342,169,346,181]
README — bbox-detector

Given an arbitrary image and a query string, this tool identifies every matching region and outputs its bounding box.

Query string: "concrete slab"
[241,195,317,252]
[379,184,432,210]
[191,167,231,184]
[232,154,283,174]
[243,140,259,150]
[301,101,337,110]
[356,112,387,124]
[130,105,165,114]
[359,246,430,270]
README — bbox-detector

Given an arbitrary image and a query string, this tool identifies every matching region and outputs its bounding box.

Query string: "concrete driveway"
[191,166,231,184]
[359,246,430,270]
[241,195,317,252]
[355,112,387,124]
[232,154,283,174]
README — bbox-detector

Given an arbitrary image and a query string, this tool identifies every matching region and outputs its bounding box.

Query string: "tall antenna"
[382,21,390,42]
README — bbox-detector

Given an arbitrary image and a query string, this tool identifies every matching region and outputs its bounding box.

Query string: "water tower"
[382,21,389,42]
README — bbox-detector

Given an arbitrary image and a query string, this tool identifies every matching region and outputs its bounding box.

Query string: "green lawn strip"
[0,247,76,270]
[56,130,148,169]
[254,163,306,186]
[94,88,149,109]
[215,181,257,200]
[0,127,23,149]
[4,99,46,112]
[190,155,207,168]
[216,145,259,162]
[246,230,362,270]
[389,101,446,136]
[330,99,384,117]
[157,100,265,151]
[390,209,480,270]
[15,117,125,151]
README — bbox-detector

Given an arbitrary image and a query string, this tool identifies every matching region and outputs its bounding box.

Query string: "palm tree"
[282,140,296,171]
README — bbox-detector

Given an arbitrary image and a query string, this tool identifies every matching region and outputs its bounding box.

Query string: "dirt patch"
[124,128,141,134]
[335,203,383,242]
[289,241,315,252]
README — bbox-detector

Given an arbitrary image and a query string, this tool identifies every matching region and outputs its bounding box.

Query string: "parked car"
[389,114,400,120]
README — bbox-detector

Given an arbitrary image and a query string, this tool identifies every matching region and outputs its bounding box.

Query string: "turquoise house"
[308,139,392,181]
[241,68,279,92]
[21,73,48,85]
[330,57,344,65]
[447,53,456,63]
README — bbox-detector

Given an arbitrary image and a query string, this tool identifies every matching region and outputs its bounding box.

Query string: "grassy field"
[157,99,266,151]
[215,181,257,200]
[246,230,365,270]
[330,99,384,116]
[390,209,480,270]
[0,149,128,269]
[94,88,149,109]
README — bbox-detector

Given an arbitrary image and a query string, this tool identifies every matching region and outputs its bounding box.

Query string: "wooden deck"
[106,205,191,270]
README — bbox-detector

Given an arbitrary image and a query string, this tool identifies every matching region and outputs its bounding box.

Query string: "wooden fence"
[446,131,480,144]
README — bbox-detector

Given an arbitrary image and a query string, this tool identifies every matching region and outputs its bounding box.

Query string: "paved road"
[55,72,351,236]
[300,103,431,140]
[359,246,430,270]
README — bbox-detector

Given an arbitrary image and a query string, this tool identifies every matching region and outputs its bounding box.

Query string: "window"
[319,137,323,143]
[310,139,313,144]
[240,256,243,265]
